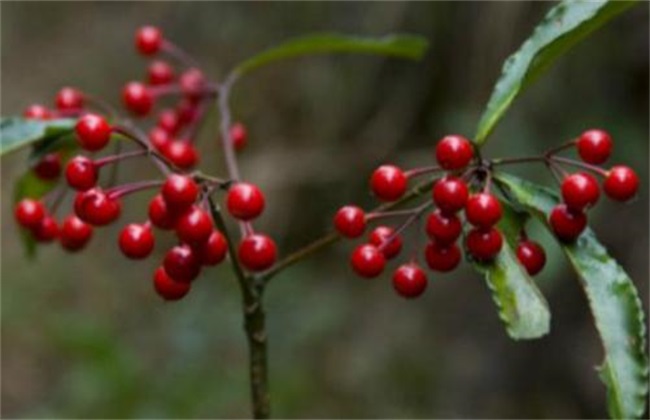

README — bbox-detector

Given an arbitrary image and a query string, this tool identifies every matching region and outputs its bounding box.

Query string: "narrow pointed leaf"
[1,117,76,156]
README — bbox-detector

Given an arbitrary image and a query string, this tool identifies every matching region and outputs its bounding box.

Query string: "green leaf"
[232,33,428,77]
[474,0,636,146]
[495,172,649,419]
[1,117,76,156]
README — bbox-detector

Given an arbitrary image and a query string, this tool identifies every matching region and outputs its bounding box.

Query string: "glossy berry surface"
[176,206,213,245]
[119,223,155,259]
[392,263,428,298]
[369,226,402,259]
[161,175,199,211]
[465,193,503,228]
[149,127,171,150]
[350,244,385,278]
[561,172,600,211]
[164,245,201,283]
[122,81,153,116]
[577,129,612,164]
[33,153,62,180]
[74,188,121,226]
[197,231,228,266]
[65,156,97,191]
[425,209,461,245]
[59,215,93,251]
[230,123,248,151]
[604,166,639,202]
[432,177,468,214]
[516,240,546,276]
[435,135,474,170]
[549,204,587,243]
[33,216,59,242]
[75,114,112,151]
[15,199,45,228]
[333,206,366,238]
[55,87,84,110]
[238,234,277,272]
[136,26,163,55]
[162,141,198,169]
[157,109,181,134]
[148,194,179,230]
[24,104,51,119]
[425,241,461,272]
[466,227,503,261]
[179,68,206,99]
[148,60,175,85]
[153,267,190,301]
[226,183,265,221]
[370,165,407,201]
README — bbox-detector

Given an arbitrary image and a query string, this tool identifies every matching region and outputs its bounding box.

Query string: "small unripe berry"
[161,174,199,211]
[75,114,112,151]
[33,153,62,180]
[238,234,277,272]
[59,215,93,252]
[561,172,600,211]
[33,216,59,242]
[577,129,612,164]
[425,241,461,272]
[153,267,191,301]
[65,156,98,191]
[15,199,45,229]
[435,135,474,170]
[465,193,503,228]
[136,26,163,55]
[148,60,175,85]
[369,226,402,259]
[164,244,201,283]
[122,82,154,116]
[230,123,247,151]
[432,177,468,214]
[350,244,385,278]
[604,166,639,202]
[333,206,366,238]
[226,182,265,221]
[392,263,428,298]
[119,223,155,259]
[516,240,546,276]
[196,231,228,266]
[162,141,199,169]
[549,204,587,243]
[55,87,84,111]
[176,206,213,245]
[370,165,407,201]
[425,210,461,245]
[466,227,503,261]
[23,104,51,120]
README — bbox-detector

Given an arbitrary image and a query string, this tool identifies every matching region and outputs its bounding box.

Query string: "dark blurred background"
[1,2,648,418]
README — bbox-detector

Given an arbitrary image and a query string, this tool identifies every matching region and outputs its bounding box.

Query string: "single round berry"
[425,209,461,245]
[465,193,503,228]
[561,172,600,211]
[604,165,639,202]
[15,199,45,229]
[466,227,503,261]
[32,216,59,242]
[157,108,181,135]
[230,122,247,151]
[425,241,461,272]
[516,240,546,276]
[435,135,474,170]
[153,267,190,301]
[161,174,199,211]
[226,182,265,221]
[119,223,155,259]
[163,244,201,283]
[162,141,198,169]
[432,177,469,214]
[65,156,98,191]
[148,60,175,85]
[74,188,121,226]
[148,194,180,230]
[350,244,385,278]
[176,98,198,124]
[122,82,153,116]
[369,226,402,259]
[549,204,587,243]
[55,87,84,111]
[23,104,51,120]
[392,263,428,298]
[149,127,171,151]
[179,68,206,99]
[333,206,366,238]
[577,129,612,164]
[33,153,62,180]
[75,114,112,151]
[136,25,163,55]
[176,206,213,245]
[370,165,407,201]
[196,231,228,266]
[59,215,93,252]
[238,234,277,272]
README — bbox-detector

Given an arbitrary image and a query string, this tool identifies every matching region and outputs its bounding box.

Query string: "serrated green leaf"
[474,0,636,146]
[495,172,649,419]
[232,33,428,77]
[1,117,76,156]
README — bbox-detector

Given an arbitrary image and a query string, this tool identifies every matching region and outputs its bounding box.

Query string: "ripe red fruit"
[176,206,213,244]
[162,141,199,169]
[333,205,366,238]
[516,240,546,276]
[164,244,201,283]
[432,177,469,214]
[350,244,385,278]
[179,68,206,99]
[122,82,154,116]
[55,87,84,110]
[33,216,59,242]
[369,226,402,259]
[465,193,503,228]
[119,223,155,259]
[65,156,97,191]
[466,227,503,261]
[59,215,93,251]
[176,98,198,124]
[435,135,474,170]
[424,241,461,272]
[226,182,265,221]
[561,172,600,211]
[136,25,163,55]
[425,209,461,245]
[148,194,180,230]
[74,188,121,226]
[149,127,171,150]
[148,60,175,85]
[370,165,407,201]
[230,122,247,151]
[604,166,639,202]
[238,234,277,272]
[15,199,45,228]
[23,104,51,120]
[392,263,428,298]
[153,267,191,301]
[196,231,228,266]
[33,153,62,180]
[157,108,181,134]
[549,204,587,243]
[161,174,199,211]
[75,114,112,151]
[577,129,612,164]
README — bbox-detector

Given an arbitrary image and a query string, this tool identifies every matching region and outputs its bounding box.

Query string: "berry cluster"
[14,26,272,301]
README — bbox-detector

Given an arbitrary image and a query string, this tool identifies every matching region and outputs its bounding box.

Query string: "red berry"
[466,227,503,261]
[432,177,468,214]
[59,215,93,252]
[136,26,163,55]
[350,244,385,278]
[368,226,402,259]
[153,267,190,301]
[33,153,62,180]
[604,165,639,202]
[424,241,461,272]
[55,87,84,111]
[516,240,546,276]
[465,193,503,228]
[392,263,428,298]
[119,223,155,259]
[180,68,206,99]
[176,206,213,245]
[122,82,153,116]
[226,182,265,221]
[23,104,51,120]
[238,234,277,272]
[425,209,461,245]
[65,156,97,191]
[75,114,112,151]
[196,231,228,266]
[74,188,121,226]
[161,174,199,211]
[164,244,201,283]
[549,204,587,243]
[577,129,612,164]
[148,194,180,230]
[162,141,199,169]
[148,60,175,85]
[33,216,59,242]
[176,98,198,124]
[561,172,600,211]
[435,135,474,170]
[157,108,181,135]
[15,199,45,228]
[370,165,407,201]
[230,122,247,151]
[149,127,171,150]
[333,205,366,238]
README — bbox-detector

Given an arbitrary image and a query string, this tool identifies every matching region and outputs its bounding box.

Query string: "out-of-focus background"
[1,2,648,418]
